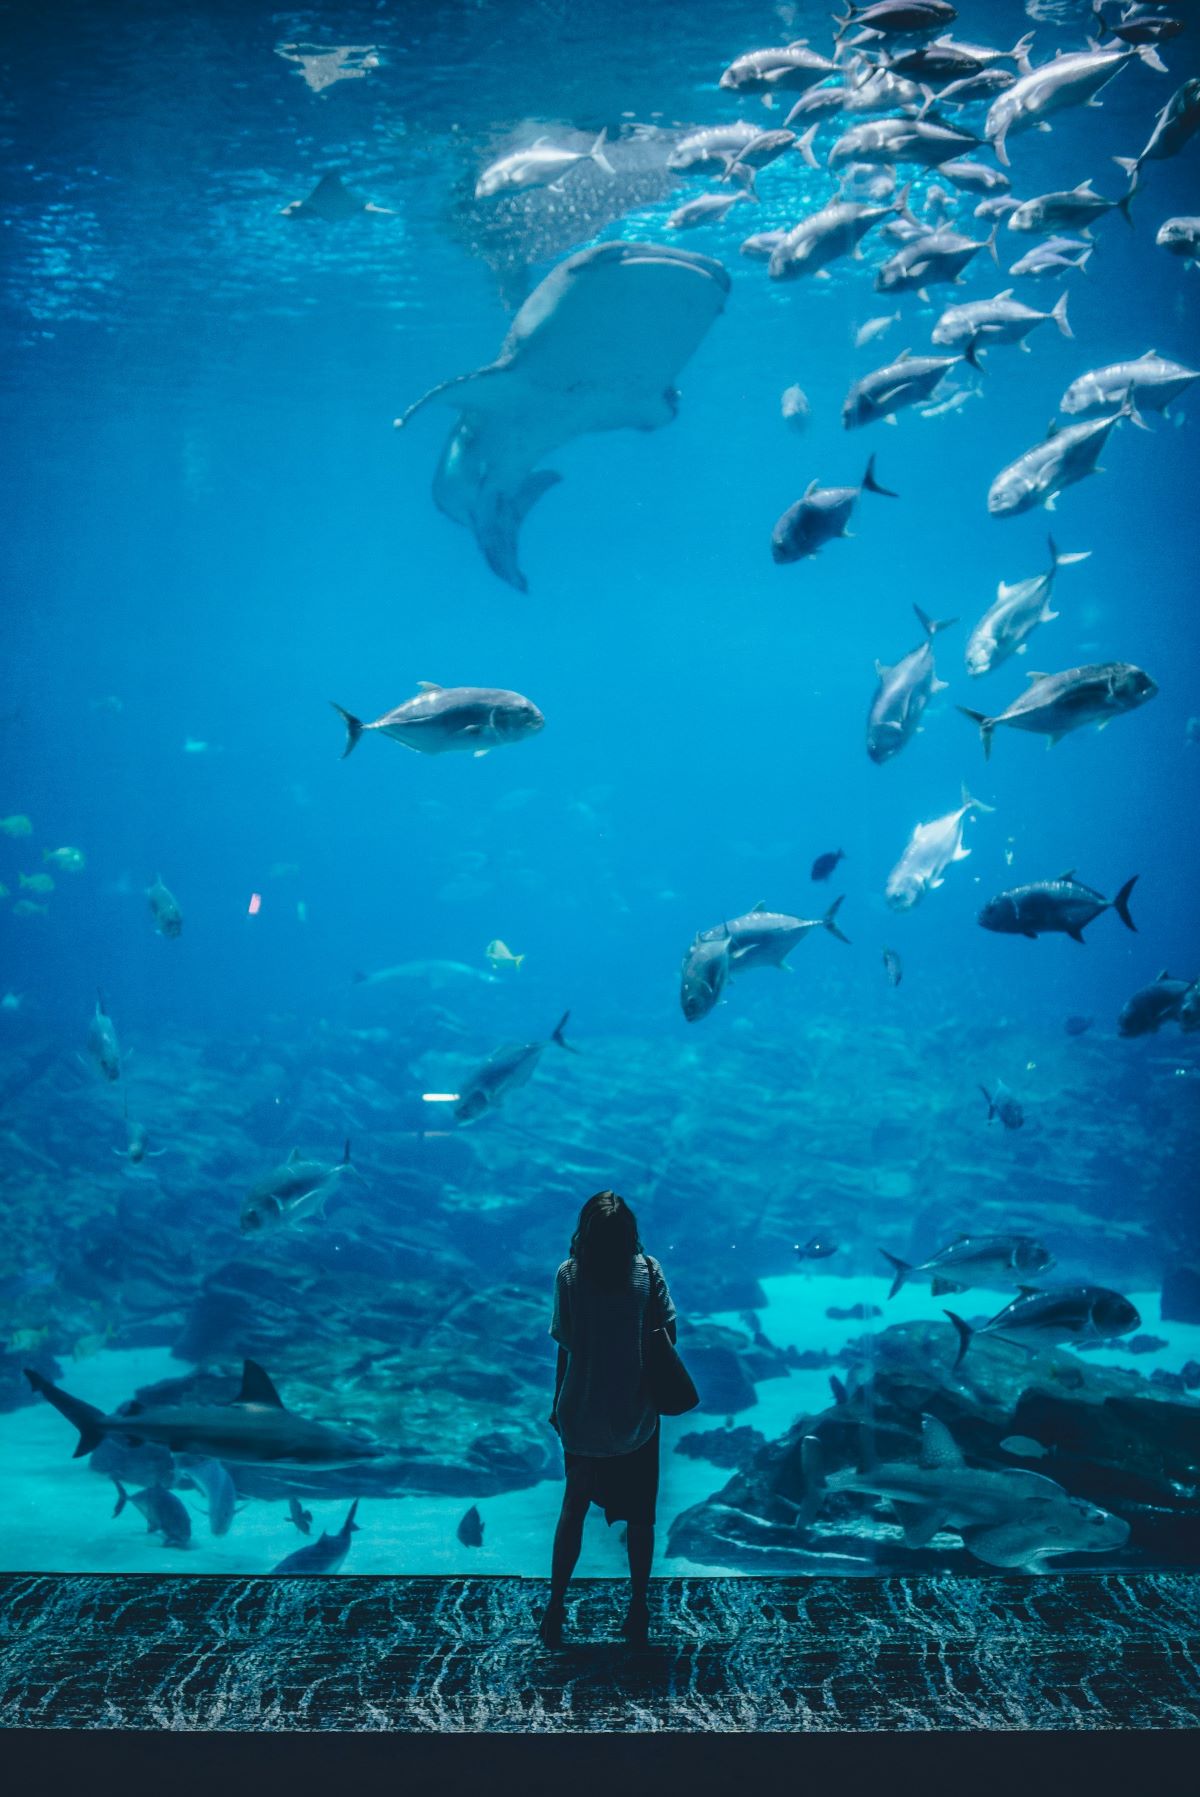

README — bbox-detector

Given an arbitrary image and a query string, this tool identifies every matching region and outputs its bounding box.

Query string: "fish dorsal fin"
[804,478,820,497]
[1057,868,1077,882]
[875,659,890,678]
[234,1360,285,1408]
[1074,179,1096,193]
[1156,969,1171,981]
[1045,419,1059,440]
[919,1415,963,1470]
[896,346,912,360]
[1025,669,1048,681]
[416,681,443,692]
[996,288,1013,300]
[287,1146,301,1163]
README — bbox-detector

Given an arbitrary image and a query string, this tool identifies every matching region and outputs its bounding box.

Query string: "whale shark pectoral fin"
[233,1361,286,1409]
[394,361,509,429]
[476,469,563,593]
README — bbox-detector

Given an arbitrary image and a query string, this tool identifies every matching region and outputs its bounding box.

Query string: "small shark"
[802,1416,1128,1571]
[26,1360,387,1471]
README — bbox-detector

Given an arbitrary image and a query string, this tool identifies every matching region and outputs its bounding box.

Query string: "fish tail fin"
[1137,43,1167,74]
[893,181,919,230]
[590,128,615,176]
[961,781,995,814]
[799,1435,826,1524]
[832,6,857,44]
[1050,290,1073,339]
[1113,875,1138,933]
[823,894,851,945]
[1113,155,1139,195]
[551,1011,580,1055]
[879,1248,911,1301]
[1118,388,1148,431]
[513,954,525,970]
[112,1478,129,1518]
[330,704,364,759]
[1049,533,1090,566]
[985,220,1000,265]
[956,707,994,760]
[944,1310,973,1370]
[913,604,957,639]
[862,453,898,498]
[796,123,820,170]
[24,1367,105,1458]
[963,337,984,372]
[346,1499,361,1532]
[1117,163,1137,225]
[1009,30,1035,65]
[978,1083,995,1120]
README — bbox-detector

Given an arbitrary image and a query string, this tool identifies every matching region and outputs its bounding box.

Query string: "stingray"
[395,241,729,591]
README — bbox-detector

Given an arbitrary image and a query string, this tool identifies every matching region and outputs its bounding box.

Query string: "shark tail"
[957,706,995,760]
[862,454,898,498]
[823,895,851,945]
[480,469,563,594]
[945,1310,974,1370]
[330,704,364,759]
[590,128,615,176]
[24,1367,106,1458]
[1113,876,1138,933]
[551,1011,580,1055]
[913,604,957,639]
[879,1248,911,1301]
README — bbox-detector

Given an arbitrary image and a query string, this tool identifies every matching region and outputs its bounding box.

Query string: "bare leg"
[624,1523,653,1642]
[540,1491,588,1643]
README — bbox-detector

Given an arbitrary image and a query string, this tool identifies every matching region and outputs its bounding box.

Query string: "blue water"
[1,0,1198,1576]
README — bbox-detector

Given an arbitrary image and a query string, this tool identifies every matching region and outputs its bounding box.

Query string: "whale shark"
[395,240,729,592]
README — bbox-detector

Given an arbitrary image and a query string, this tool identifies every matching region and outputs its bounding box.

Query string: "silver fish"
[886,785,993,911]
[843,349,964,427]
[177,1457,238,1537]
[880,1233,1054,1298]
[1114,76,1200,183]
[680,935,732,1023]
[986,401,1138,517]
[1006,179,1133,235]
[1008,235,1093,278]
[146,874,183,939]
[964,535,1088,676]
[933,288,1072,357]
[771,455,897,561]
[454,1012,577,1121]
[1118,969,1195,1036]
[827,116,981,170]
[874,223,998,294]
[475,131,614,199]
[1059,352,1198,420]
[112,1478,191,1549]
[667,122,762,174]
[1156,215,1200,263]
[332,683,544,759]
[88,991,121,1082]
[240,1141,356,1234]
[667,191,754,229]
[768,188,915,282]
[957,661,1157,757]
[719,43,840,94]
[986,41,1166,166]
[695,897,851,974]
[271,1501,360,1574]
[867,605,955,764]
[947,1286,1140,1365]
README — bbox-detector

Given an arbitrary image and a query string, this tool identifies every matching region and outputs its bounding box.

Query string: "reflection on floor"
[2,1572,1198,1732]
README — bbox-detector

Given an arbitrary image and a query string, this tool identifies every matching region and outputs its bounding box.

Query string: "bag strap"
[644,1253,661,1332]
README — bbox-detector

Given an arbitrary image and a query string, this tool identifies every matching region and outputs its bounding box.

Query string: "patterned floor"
[1,1572,1198,1732]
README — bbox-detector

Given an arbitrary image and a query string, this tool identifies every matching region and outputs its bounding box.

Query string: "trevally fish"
[720,128,799,191]
[980,1082,1024,1129]
[1114,76,1200,184]
[767,189,916,282]
[332,683,545,759]
[939,159,1010,195]
[964,536,1089,677]
[874,223,998,295]
[667,191,754,230]
[112,1478,191,1549]
[680,935,732,1023]
[827,117,981,171]
[695,898,851,974]
[475,131,614,199]
[957,661,1157,758]
[934,290,1072,359]
[854,311,901,348]
[146,875,183,939]
[177,1457,238,1536]
[1117,970,1196,1036]
[1059,352,1198,420]
[881,32,1034,82]
[271,1501,360,1574]
[719,43,840,93]
[1156,216,1200,264]
[946,1286,1140,1366]
[836,71,926,118]
[1096,7,1183,48]
[801,1417,1128,1571]
[771,455,898,562]
[1008,235,1093,278]
[240,1141,357,1235]
[88,991,121,1082]
[986,399,1139,517]
[985,41,1167,166]
[843,350,965,427]
[454,1012,577,1122]
[1006,180,1134,235]
[352,959,498,991]
[978,871,1138,942]
[667,122,761,174]
[881,1233,1053,1298]
[866,605,955,765]
[25,1360,387,1470]
[835,2,959,43]
[886,785,993,911]
[741,229,789,261]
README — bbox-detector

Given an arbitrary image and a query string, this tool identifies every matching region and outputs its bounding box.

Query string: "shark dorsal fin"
[234,1360,285,1408]
[1057,868,1077,882]
[1025,670,1048,681]
[416,681,443,692]
[287,1146,301,1163]
[919,1415,963,1470]
[749,898,768,913]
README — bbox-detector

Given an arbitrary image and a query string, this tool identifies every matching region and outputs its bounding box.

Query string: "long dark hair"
[570,1191,642,1291]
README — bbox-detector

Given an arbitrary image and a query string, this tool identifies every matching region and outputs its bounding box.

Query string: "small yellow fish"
[18,873,55,894]
[12,900,47,918]
[0,814,32,838]
[43,846,86,873]
[485,939,524,972]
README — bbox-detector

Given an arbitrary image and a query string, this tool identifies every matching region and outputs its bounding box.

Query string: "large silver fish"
[1058,352,1198,420]
[957,661,1157,757]
[695,898,851,974]
[240,1141,357,1234]
[946,1286,1140,1365]
[767,189,915,282]
[933,288,1072,358]
[874,223,998,294]
[827,116,981,170]
[1115,76,1200,183]
[880,1233,1054,1298]
[396,242,729,591]
[986,400,1137,516]
[843,349,965,426]
[88,991,121,1082]
[680,935,732,1023]
[332,683,544,759]
[454,1012,577,1121]
[986,42,1166,166]
[964,535,1088,676]
[866,605,955,764]
[771,455,898,561]
[977,872,1138,942]
[886,785,993,911]
[1006,179,1133,235]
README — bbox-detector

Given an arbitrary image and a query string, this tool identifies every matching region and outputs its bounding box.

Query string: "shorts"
[563,1422,660,1526]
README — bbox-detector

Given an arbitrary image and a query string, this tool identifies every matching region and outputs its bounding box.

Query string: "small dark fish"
[980,1084,1023,1129]
[1064,1014,1094,1037]
[811,850,845,882]
[883,947,903,987]
[112,1478,191,1548]
[457,1503,484,1547]
[794,1235,839,1261]
[1117,970,1195,1037]
[271,1501,360,1574]
[288,1497,313,1535]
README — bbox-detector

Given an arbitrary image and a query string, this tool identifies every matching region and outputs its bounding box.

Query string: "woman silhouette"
[540,1190,676,1648]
